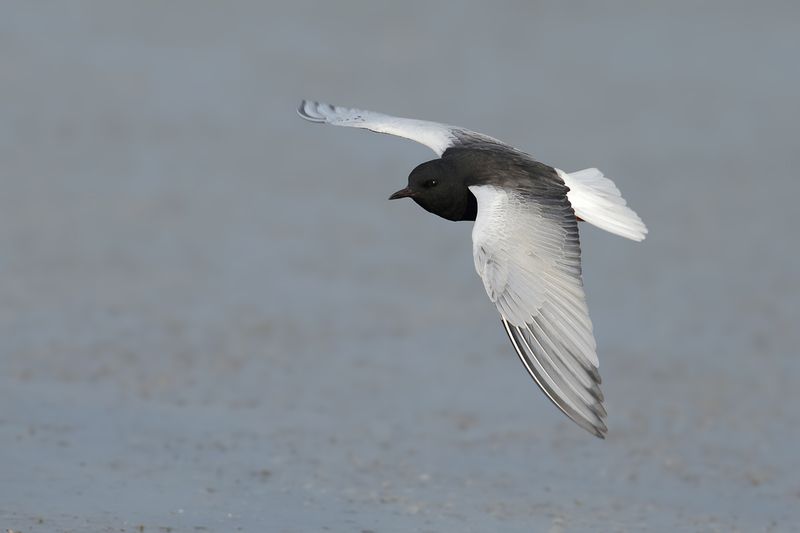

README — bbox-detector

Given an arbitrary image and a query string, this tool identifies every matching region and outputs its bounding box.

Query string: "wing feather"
[470,184,607,438]
[298,99,503,156]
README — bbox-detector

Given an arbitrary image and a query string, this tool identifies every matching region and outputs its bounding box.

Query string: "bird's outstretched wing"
[469,184,607,438]
[299,100,648,245]
[298,99,503,156]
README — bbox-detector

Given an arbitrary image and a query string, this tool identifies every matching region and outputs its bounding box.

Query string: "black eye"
[423,179,438,188]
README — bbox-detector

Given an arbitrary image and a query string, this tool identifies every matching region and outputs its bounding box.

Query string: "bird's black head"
[388,158,477,221]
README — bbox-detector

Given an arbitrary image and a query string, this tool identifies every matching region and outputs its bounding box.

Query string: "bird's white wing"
[298,100,503,156]
[469,184,607,437]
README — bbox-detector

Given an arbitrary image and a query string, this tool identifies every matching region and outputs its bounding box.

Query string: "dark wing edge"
[297,99,328,123]
[503,319,607,438]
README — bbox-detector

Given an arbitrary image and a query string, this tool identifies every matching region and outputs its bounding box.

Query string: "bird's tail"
[558,168,648,242]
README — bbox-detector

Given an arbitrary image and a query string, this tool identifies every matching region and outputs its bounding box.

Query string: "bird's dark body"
[404,146,569,222]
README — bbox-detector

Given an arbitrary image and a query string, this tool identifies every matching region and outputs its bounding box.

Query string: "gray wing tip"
[502,318,609,439]
[581,403,608,438]
[578,403,608,439]
[592,415,608,438]
[297,99,329,123]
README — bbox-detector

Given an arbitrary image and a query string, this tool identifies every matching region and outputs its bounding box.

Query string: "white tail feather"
[558,168,648,242]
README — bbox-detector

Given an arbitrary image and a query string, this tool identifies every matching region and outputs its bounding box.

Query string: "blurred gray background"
[2,2,799,532]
